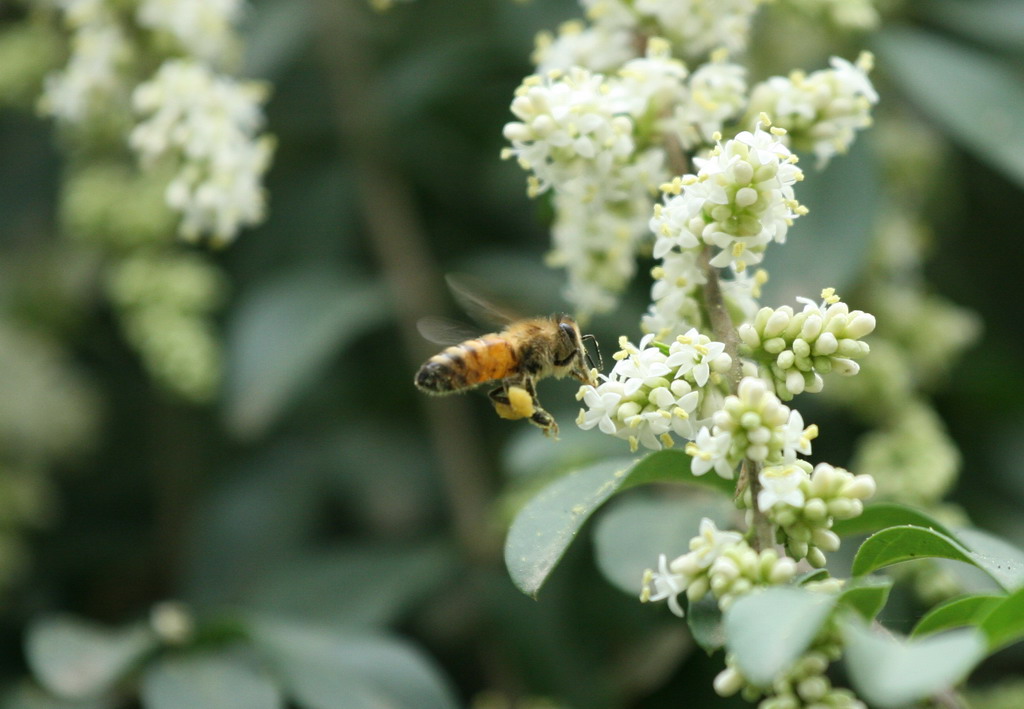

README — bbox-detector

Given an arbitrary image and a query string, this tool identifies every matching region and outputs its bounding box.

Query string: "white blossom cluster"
[38,0,273,245]
[651,125,806,273]
[38,0,130,124]
[747,53,878,168]
[738,289,876,400]
[756,461,876,567]
[685,376,816,480]
[581,0,762,59]
[641,518,798,617]
[129,60,274,244]
[576,331,732,451]
[136,0,244,66]
[506,33,752,316]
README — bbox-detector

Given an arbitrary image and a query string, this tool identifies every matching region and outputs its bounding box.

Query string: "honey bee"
[414,282,600,437]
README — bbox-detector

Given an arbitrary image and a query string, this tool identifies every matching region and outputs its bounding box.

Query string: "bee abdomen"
[414,337,516,393]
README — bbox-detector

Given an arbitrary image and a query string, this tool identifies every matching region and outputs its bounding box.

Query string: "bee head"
[555,315,600,385]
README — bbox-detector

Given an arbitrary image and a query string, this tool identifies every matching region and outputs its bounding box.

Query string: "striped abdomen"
[415,335,518,393]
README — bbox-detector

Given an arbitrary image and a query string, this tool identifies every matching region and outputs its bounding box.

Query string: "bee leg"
[528,406,559,438]
[514,379,558,437]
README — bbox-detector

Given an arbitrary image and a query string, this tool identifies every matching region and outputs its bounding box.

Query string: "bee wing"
[445,273,524,328]
[416,316,481,345]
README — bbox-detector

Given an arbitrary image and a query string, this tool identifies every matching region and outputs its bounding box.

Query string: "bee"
[414,282,600,437]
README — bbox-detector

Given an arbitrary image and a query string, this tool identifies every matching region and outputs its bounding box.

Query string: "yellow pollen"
[629,436,639,452]
[660,433,675,448]
[673,407,689,419]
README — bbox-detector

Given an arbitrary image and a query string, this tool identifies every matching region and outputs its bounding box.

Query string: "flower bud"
[807,547,827,568]
[812,528,841,552]
[713,667,744,697]
[803,497,828,523]
[841,474,876,500]
[845,312,876,339]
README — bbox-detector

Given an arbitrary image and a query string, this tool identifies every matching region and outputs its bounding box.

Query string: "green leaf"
[852,525,1024,592]
[687,596,726,655]
[0,684,113,709]
[592,493,733,596]
[956,527,1024,591]
[875,27,1024,189]
[224,269,388,438]
[923,0,1024,52]
[838,576,893,621]
[141,654,282,709]
[796,569,831,585]
[851,525,975,577]
[842,622,987,708]
[723,588,836,687]
[25,617,157,700]
[912,595,1003,638]
[505,450,733,597]
[832,502,955,538]
[249,619,457,709]
[979,585,1024,651]
[242,543,457,628]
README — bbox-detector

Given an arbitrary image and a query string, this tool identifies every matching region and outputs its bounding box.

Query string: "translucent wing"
[445,273,524,328]
[416,316,482,346]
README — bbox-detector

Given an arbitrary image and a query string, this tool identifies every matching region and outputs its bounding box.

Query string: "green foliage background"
[1,0,1023,706]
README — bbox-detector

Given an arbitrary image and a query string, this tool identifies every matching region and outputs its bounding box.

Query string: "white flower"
[673,55,748,149]
[687,426,734,478]
[615,37,689,119]
[632,0,761,58]
[40,15,129,123]
[532,20,636,74]
[757,464,808,511]
[130,60,274,244]
[652,127,804,273]
[136,0,244,65]
[690,518,744,566]
[747,53,878,168]
[503,67,636,198]
[643,553,688,617]
[781,408,815,462]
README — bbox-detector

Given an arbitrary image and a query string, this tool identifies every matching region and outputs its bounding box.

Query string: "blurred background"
[1,0,1023,706]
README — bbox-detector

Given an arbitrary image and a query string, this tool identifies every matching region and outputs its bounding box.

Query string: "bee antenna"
[582,333,602,371]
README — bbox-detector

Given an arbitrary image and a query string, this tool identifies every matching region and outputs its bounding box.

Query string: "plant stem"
[697,247,774,551]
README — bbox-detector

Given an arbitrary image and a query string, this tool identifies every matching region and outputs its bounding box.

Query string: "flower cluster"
[651,124,806,273]
[38,1,130,124]
[738,289,876,400]
[532,20,636,75]
[581,0,762,59]
[717,636,866,708]
[106,250,225,401]
[136,0,244,65]
[685,377,816,480]
[747,53,878,168]
[756,462,876,567]
[641,518,798,617]
[576,331,732,451]
[129,60,274,245]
